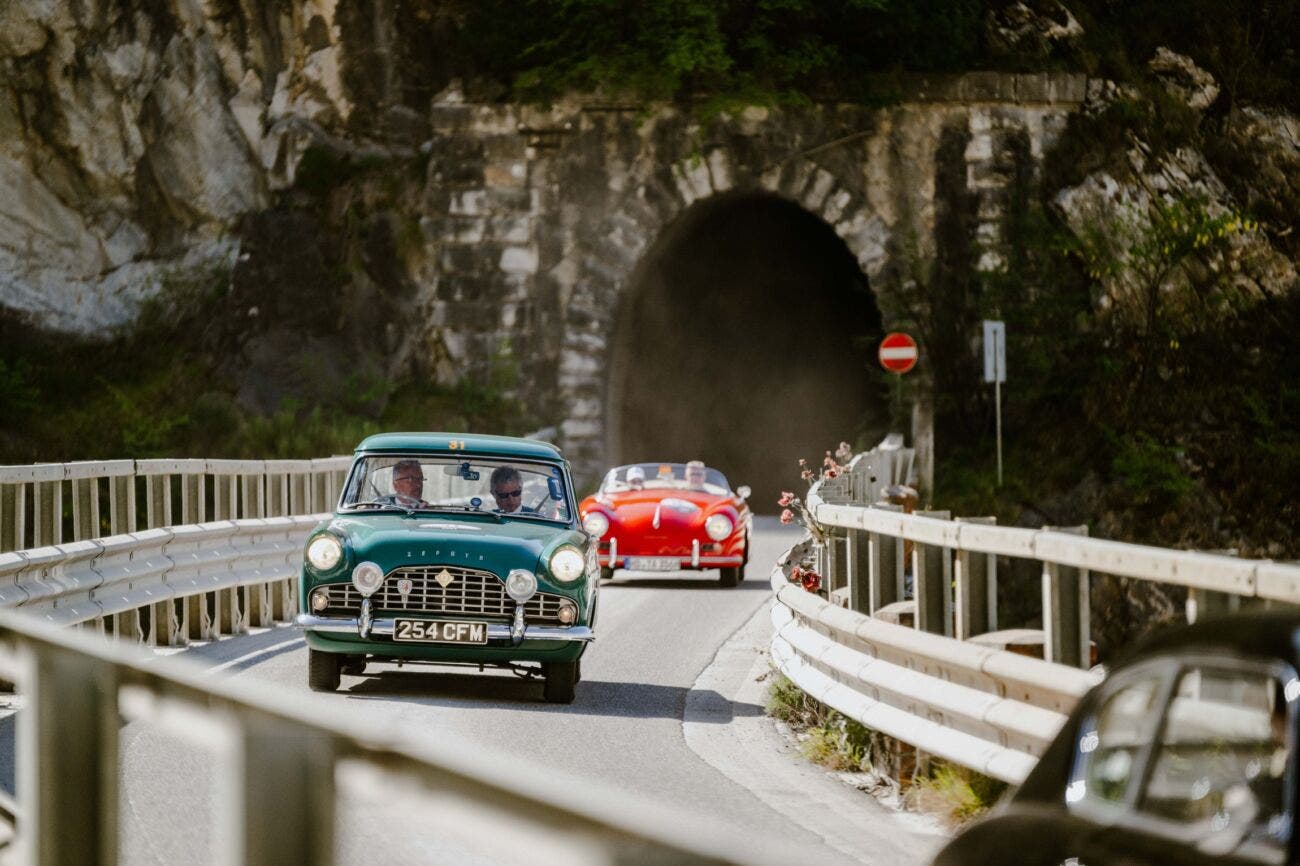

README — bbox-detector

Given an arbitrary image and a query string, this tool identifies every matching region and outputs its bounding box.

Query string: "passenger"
[626,466,646,490]
[685,460,708,490]
[490,466,534,513]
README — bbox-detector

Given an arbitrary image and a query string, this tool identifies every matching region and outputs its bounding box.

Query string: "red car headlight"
[583,511,610,538]
[704,513,733,541]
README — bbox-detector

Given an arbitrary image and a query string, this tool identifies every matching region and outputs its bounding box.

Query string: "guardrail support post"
[1043,525,1090,668]
[913,510,952,635]
[34,479,62,547]
[145,475,170,530]
[181,474,206,524]
[1,483,25,553]
[72,477,99,541]
[954,516,998,639]
[272,578,296,622]
[232,719,335,865]
[214,476,237,520]
[847,528,872,615]
[109,475,135,535]
[241,474,265,519]
[868,504,903,614]
[1186,588,1240,623]
[21,644,119,866]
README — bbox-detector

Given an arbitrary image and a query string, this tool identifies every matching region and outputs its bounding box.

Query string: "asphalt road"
[112,517,946,864]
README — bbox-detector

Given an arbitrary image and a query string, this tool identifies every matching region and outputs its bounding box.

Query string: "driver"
[490,466,535,513]
[685,460,708,490]
[626,465,645,490]
[379,459,429,507]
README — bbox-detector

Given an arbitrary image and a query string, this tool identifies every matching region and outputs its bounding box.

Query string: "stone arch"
[556,135,892,491]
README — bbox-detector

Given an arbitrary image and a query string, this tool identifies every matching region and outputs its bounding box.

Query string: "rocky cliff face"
[0,0,444,333]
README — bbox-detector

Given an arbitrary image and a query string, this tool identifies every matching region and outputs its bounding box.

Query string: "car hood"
[325,513,578,575]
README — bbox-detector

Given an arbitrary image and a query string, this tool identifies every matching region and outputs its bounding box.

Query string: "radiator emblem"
[435,569,455,588]
[397,577,414,600]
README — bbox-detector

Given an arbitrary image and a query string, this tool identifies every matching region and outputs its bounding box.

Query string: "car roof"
[355,433,564,461]
[1115,609,1300,670]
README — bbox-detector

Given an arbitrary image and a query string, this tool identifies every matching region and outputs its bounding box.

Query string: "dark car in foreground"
[294,433,598,703]
[936,611,1299,866]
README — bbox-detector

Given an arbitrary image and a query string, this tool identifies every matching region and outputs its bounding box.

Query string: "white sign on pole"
[983,320,1006,384]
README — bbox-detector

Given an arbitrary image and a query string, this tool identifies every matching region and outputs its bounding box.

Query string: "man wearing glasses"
[381,459,429,508]
[489,466,534,514]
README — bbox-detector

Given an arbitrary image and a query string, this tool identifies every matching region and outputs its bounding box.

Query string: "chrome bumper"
[294,614,594,643]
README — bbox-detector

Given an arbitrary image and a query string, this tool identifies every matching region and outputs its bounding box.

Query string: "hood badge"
[435,569,455,588]
[397,577,414,601]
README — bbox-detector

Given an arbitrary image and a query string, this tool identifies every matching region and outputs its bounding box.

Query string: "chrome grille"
[321,565,570,625]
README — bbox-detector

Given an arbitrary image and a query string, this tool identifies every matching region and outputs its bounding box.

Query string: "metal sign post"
[982,320,1006,486]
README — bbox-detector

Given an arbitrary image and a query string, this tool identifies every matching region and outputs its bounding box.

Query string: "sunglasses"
[494,488,522,499]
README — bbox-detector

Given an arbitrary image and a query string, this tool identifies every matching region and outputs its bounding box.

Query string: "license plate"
[624,556,679,571]
[393,619,488,644]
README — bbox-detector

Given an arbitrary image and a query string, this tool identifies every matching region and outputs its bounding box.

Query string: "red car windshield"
[599,463,730,496]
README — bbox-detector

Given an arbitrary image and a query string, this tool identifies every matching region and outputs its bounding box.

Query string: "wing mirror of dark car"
[736,485,751,500]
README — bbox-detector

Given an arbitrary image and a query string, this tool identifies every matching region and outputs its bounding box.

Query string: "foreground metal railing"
[0,609,740,866]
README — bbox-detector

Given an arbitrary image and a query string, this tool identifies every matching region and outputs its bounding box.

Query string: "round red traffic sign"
[878,332,918,374]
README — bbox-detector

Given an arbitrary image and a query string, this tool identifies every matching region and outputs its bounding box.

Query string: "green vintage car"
[294,433,597,703]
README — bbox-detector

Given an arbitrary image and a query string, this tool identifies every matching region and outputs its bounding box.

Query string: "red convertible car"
[579,462,752,586]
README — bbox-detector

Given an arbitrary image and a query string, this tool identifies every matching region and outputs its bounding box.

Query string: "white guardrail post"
[954,516,998,639]
[1041,525,1090,668]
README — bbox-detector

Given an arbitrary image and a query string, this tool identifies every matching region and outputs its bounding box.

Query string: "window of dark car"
[1067,668,1170,814]
[1137,664,1293,862]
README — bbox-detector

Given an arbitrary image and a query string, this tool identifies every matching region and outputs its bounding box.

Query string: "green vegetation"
[767,673,1006,825]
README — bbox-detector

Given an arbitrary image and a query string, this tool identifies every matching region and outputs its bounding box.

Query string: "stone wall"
[416,74,1086,479]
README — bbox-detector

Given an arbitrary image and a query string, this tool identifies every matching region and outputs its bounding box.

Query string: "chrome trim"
[691,539,700,568]
[295,614,595,642]
[359,597,372,638]
[609,537,617,568]
[511,604,526,645]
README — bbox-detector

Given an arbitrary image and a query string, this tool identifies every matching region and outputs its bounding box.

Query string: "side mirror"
[736,485,751,500]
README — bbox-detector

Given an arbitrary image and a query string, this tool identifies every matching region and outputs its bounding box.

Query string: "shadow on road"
[340,670,765,722]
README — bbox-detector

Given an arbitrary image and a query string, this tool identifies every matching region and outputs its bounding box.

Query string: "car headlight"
[583,511,610,538]
[506,569,538,602]
[705,514,733,541]
[351,561,385,597]
[309,587,330,612]
[557,599,578,625]
[548,546,586,583]
[306,535,343,571]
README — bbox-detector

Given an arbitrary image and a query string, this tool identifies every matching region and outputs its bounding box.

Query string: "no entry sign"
[878,332,918,374]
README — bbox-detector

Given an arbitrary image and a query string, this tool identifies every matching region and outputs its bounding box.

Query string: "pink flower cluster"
[776,441,855,543]
[788,565,822,593]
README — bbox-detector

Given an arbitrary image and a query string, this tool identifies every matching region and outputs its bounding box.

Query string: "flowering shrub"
[779,441,855,594]
[777,440,854,544]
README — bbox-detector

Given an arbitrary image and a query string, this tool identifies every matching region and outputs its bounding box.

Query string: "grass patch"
[767,672,1005,826]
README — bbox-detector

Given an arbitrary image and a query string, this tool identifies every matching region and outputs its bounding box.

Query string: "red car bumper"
[598,536,744,569]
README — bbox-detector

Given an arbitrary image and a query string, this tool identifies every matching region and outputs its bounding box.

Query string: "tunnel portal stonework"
[419,73,1086,484]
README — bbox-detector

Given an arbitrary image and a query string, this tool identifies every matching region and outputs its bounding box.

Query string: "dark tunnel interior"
[608,191,886,512]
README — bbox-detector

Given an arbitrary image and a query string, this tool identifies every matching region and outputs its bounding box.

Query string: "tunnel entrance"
[607,191,886,512]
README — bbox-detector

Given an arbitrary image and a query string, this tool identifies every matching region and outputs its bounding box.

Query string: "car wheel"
[308,649,341,692]
[719,566,741,587]
[341,656,367,676]
[599,567,615,581]
[575,660,582,683]
[543,661,578,703]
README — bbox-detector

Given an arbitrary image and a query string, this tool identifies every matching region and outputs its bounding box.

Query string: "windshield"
[599,463,731,496]
[340,455,573,522]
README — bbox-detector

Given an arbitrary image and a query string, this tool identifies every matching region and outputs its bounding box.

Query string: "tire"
[341,656,367,676]
[599,566,615,581]
[719,566,741,587]
[575,660,582,683]
[308,648,341,692]
[543,660,578,703]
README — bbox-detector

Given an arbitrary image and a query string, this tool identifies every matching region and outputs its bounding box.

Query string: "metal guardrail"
[0,457,351,553]
[772,437,1300,783]
[809,447,1300,668]
[0,516,320,643]
[769,553,1099,784]
[0,608,742,866]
